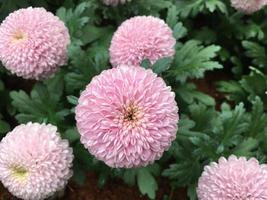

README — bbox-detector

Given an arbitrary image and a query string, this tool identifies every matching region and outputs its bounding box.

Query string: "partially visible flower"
[109,16,176,67]
[0,7,70,80]
[197,155,267,200]
[75,65,179,168]
[0,122,73,200]
[102,0,132,6]
[231,0,267,14]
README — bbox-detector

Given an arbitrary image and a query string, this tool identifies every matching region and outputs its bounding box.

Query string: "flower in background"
[0,7,70,80]
[75,65,179,168]
[102,0,132,6]
[197,155,267,200]
[109,16,176,67]
[0,122,73,200]
[231,0,267,14]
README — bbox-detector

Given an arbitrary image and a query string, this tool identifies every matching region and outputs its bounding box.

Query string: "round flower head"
[0,122,73,200]
[75,65,179,168]
[231,0,267,14]
[0,7,70,80]
[109,16,176,67]
[102,0,132,6]
[197,155,267,200]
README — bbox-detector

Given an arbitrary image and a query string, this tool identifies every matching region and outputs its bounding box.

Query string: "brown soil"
[1,172,187,200]
[192,70,231,109]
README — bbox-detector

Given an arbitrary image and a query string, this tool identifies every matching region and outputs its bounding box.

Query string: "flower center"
[12,30,27,43]
[10,165,28,181]
[119,103,144,129]
[123,105,138,121]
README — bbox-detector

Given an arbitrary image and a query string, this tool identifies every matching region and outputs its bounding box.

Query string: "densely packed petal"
[75,65,179,168]
[0,122,74,200]
[197,155,267,200]
[109,16,176,67]
[231,0,267,14]
[0,7,70,80]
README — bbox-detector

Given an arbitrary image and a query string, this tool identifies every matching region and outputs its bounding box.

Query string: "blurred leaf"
[137,168,158,199]
[0,120,10,134]
[152,57,172,74]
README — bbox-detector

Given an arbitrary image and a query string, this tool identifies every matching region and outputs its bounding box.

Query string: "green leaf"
[123,169,137,186]
[205,0,227,13]
[233,138,258,156]
[242,41,267,68]
[56,2,90,39]
[217,81,246,102]
[137,168,158,199]
[10,84,66,124]
[67,95,79,105]
[141,59,152,69]
[152,57,172,74]
[172,40,222,82]
[176,83,215,106]
[166,5,178,28]
[173,22,188,40]
[240,68,267,101]
[247,97,267,137]
[64,128,80,143]
[218,103,248,145]
[0,120,10,134]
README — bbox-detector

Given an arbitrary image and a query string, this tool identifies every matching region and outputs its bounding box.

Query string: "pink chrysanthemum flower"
[0,7,70,80]
[75,65,179,168]
[109,16,176,67]
[0,122,73,200]
[197,155,267,200]
[231,0,267,14]
[102,0,132,6]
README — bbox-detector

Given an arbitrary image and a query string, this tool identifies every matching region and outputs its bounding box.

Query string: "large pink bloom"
[231,0,267,14]
[0,7,70,80]
[75,65,179,168]
[197,155,267,200]
[109,16,176,67]
[0,122,73,200]
[102,0,132,6]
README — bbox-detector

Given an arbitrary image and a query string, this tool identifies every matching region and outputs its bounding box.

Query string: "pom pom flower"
[75,65,179,168]
[0,7,70,80]
[197,155,267,200]
[231,0,267,14]
[102,0,132,6]
[109,16,176,67]
[0,122,73,200]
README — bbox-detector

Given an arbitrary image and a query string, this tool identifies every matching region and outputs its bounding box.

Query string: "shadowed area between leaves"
[0,172,187,200]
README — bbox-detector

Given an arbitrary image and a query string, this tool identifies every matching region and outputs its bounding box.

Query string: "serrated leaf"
[233,138,258,156]
[176,83,215,106]
[152,57,172,74]
[173,22,187,40]
[242,41,267,68]
[137,168,158,199]
[166,5,178,28]
[172,40,222,82]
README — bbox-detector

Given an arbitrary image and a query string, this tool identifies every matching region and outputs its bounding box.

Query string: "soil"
[0,172,187,200]
[192,70,231,109]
